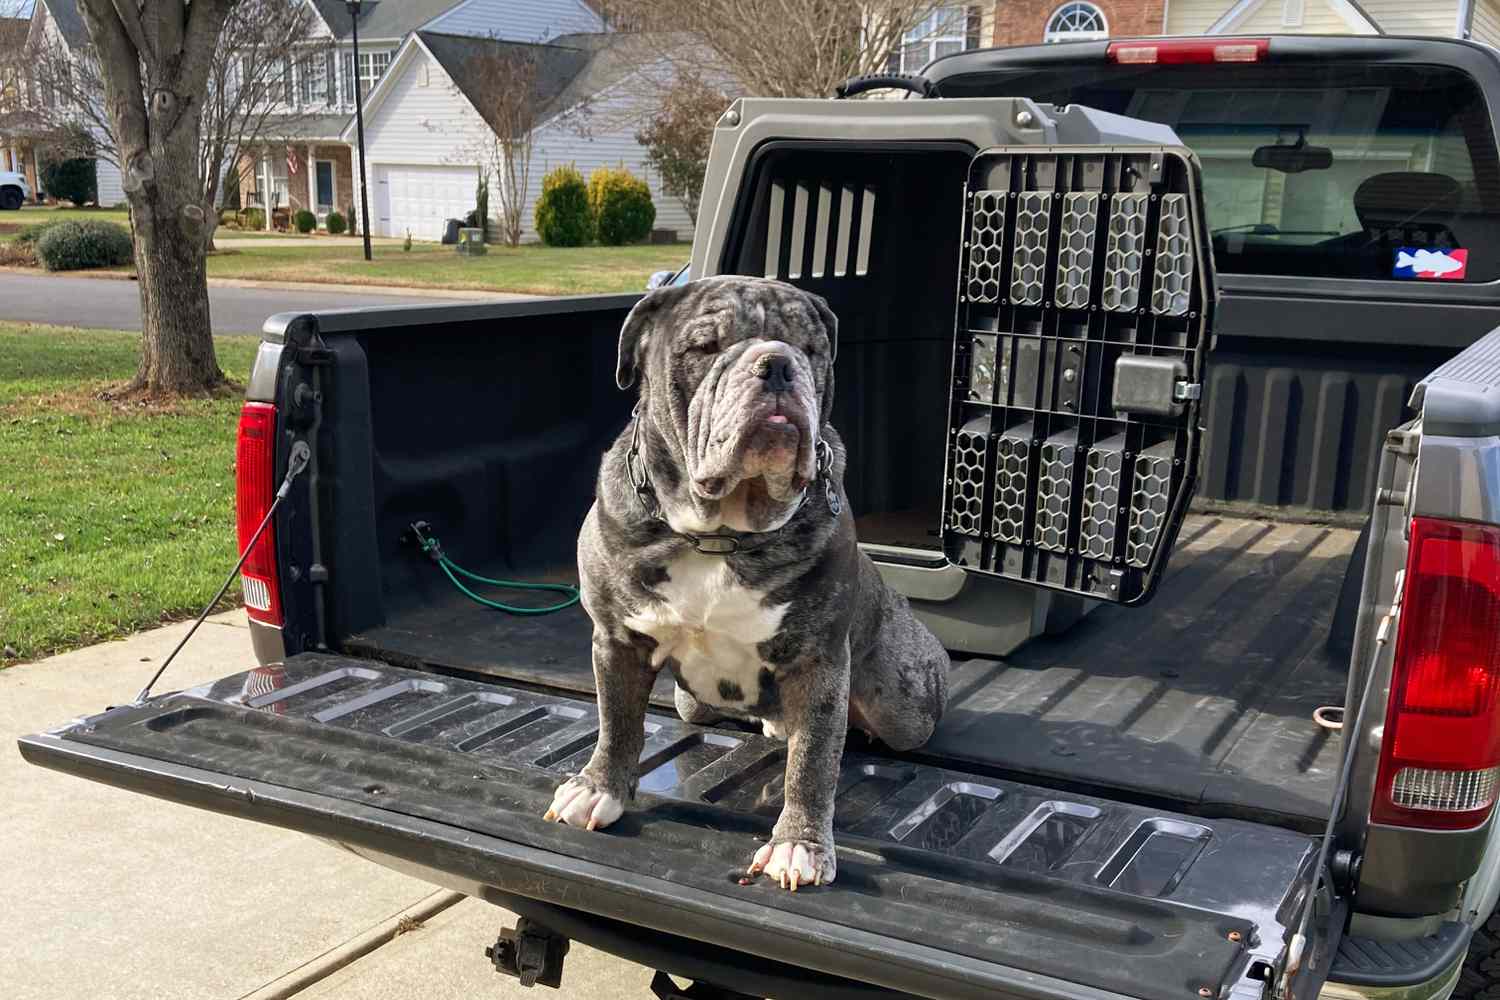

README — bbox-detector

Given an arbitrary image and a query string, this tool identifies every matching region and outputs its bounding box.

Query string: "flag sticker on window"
[1394,248,1468,280]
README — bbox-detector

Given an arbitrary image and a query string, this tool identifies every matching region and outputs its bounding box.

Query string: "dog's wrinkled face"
[617,277,837,533]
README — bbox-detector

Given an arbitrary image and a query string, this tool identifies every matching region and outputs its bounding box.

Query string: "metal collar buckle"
[689,534,740,555]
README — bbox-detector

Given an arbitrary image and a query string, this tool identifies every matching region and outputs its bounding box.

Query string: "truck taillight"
[236,402,282,626]
[1107,38,1268,64]
[1372,517,1500,830]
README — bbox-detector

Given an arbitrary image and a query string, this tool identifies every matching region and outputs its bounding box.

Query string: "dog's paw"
[544,774,625,831]
[748,838,836,890]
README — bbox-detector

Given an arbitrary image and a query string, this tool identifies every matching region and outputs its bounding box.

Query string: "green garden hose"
[409,521,580,616]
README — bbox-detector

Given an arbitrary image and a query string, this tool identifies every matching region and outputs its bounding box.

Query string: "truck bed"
[345,513,1355,829]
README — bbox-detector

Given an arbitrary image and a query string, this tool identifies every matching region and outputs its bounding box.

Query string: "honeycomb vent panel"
[1126,441,1175,569]
[1080,435,1125,561]
[967,191,1006,304]
[1033,432,1077,553]
[1152,194,1194,316]
[1102,194,1148,313]
[949,421,989,537]
[992,426,1032,544]
[1010,193,1053,306]
[1054,193,1099,310]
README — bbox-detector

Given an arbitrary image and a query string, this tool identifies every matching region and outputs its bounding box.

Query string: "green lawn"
[9,205,132,227]
[202,241,687,295]
[0,325,258,664]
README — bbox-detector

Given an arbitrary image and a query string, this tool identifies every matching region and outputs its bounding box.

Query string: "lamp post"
[347,0,372,261]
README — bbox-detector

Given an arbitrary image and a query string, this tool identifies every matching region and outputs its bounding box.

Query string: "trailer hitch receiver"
[486,917,569,988]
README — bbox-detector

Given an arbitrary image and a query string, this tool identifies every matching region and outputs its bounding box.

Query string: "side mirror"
[645,270,675,290]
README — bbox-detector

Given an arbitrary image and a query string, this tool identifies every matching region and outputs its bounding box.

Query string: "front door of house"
[315,161,335,215]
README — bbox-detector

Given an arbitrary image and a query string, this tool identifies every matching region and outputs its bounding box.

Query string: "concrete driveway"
[2,613,655,999]
[0,271,509,334]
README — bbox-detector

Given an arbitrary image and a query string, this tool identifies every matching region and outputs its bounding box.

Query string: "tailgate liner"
[23,654,1316,1000]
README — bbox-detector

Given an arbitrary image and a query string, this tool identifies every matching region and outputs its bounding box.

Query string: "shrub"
[35,219,134,271]
[294,209,316,234]
[15,219,65,246]
[403,229,412,252]
[40,156,97,206]
[534,164,591,246]
[243,207,265,231]
[325,211,347,235]
[588,166,655,246]
[218,208,238,226]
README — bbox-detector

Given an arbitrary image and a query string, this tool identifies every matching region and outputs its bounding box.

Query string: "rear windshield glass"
[939,62,1500,282]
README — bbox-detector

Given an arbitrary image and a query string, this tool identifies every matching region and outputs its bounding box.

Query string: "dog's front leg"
[749,640,850,890]
[545,630,653,831]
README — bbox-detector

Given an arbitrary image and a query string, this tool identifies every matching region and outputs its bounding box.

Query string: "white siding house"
[348,31,696,243]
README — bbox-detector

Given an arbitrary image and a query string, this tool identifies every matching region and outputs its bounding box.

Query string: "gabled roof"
[35,0,88,50]
[415,30,591,128]
[307,0,466,41]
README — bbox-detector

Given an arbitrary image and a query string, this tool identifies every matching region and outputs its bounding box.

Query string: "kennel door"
[944,147,1213,606]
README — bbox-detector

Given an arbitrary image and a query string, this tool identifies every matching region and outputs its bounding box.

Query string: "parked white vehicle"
[0,170,30,210]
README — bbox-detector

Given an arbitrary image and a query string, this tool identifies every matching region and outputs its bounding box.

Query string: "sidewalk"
[1,614,646,999]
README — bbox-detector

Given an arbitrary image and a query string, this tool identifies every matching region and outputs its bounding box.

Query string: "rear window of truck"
[939,62,1500,283]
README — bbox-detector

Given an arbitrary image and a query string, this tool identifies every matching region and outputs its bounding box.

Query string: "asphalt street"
[0,271,496,334]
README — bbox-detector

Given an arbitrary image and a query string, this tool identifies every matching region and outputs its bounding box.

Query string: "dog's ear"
[616,284,693,390]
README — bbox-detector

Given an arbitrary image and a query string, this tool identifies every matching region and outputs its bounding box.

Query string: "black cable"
[133,441,310,704]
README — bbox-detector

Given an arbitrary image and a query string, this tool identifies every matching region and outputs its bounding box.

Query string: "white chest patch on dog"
[623,551,787,708]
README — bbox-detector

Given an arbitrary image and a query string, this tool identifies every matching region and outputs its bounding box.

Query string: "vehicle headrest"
[1354,172,1461,231]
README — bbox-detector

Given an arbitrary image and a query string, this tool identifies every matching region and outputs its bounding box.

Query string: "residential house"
[234,0,609,231]
[347,28,697,241]
[3,0,126,204]
[0,15,34,196]
[987,0,1500,47]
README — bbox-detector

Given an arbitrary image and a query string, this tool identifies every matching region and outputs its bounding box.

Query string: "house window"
[342,49,390,104]
[891,6,976,75]
[297,51,335,106]
[1044,2,1109,42]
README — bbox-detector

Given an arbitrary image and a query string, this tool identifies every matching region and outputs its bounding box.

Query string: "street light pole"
[347,0,373,261]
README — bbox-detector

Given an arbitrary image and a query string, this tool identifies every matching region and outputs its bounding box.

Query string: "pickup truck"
[20,33,1500,1000]
[0,168,31,210]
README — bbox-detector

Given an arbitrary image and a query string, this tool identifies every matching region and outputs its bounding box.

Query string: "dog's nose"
[755,354,795,393]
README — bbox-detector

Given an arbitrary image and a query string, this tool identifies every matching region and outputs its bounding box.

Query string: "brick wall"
[989,0,1166,47]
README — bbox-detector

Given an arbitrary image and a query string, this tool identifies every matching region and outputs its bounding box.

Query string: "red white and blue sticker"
[1394,247,1468,280]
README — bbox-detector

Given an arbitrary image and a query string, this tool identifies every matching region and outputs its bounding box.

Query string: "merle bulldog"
[545,276,949,890]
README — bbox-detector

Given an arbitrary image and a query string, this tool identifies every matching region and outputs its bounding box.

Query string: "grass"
[201,241,688,295]
[0,324,258,664]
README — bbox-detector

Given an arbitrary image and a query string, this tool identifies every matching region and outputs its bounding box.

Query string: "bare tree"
[602,1,960,100]
[467,46,544,248]
[0,0,327,394]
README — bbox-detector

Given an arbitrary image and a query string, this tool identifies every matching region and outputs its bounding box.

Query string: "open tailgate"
[22,653,1327,1000]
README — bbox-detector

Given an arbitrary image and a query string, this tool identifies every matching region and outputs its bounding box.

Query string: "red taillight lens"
[1107,38,1268,65]
[236,402,282,626]
[1372,517,1500,830]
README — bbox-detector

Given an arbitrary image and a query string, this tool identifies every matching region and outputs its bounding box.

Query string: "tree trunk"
[123,104,223,395]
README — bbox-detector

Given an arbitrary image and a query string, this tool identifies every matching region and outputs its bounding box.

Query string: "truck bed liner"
[22,654,1316,1000]
[347,515,1356,827]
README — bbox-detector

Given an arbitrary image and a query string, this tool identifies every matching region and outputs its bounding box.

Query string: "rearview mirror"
[1252,141,1333,174]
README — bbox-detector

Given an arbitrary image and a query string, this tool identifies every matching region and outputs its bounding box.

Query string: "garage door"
[373,164,476,240]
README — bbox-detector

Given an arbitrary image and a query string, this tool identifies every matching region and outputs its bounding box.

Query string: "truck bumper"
[248,618,285,665]
[1321,951,1463,1000]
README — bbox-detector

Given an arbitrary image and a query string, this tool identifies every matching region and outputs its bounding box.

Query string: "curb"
[0,267,539,300]
[237,889,466,1000]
